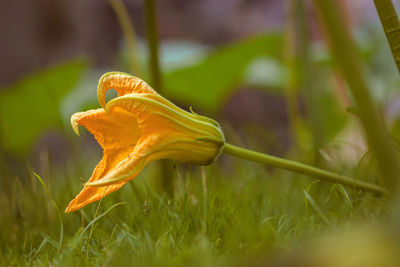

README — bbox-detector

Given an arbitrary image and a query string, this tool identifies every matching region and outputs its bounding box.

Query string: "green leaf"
[314,91,348,142]
[163,34,283,113]
[0,59,87,154]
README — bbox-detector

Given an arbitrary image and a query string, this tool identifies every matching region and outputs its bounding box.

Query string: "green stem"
[144,0,173,194]
[223,143,386,195]
[284,0,318,159]
[144,0,163,91]
[108,0,141,75]
[284,0,307,151]
[373,0,400,73]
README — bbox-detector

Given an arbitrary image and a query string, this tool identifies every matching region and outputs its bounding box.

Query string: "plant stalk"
[284,0,309,152]
[284,0,321,161]
[108,0,141,75]
[144,0,173,194]
[373,0,400,73]
[144,0,162,90]
[223,143,386,195]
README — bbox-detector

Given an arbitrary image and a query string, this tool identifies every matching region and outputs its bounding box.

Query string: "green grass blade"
[32,172,64,251]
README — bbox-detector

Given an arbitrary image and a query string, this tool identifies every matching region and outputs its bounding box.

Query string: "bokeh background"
[2,0,399,164]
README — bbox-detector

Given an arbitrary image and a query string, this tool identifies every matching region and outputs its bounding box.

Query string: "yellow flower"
[65,72,225,213]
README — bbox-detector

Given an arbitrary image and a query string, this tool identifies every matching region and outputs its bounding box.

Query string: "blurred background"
[2,0,399,165]
[1,0,400,266]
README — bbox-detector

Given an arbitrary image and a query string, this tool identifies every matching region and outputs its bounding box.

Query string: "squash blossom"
[65,72,225,212]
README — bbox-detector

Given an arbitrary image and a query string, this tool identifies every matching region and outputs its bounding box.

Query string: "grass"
[0,133,387,266]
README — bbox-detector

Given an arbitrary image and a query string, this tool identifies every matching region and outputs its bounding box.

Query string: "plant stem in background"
[144,0,162,90]
[312,0,400,193]
[108,0,141,75]
[373,0,400,73]
[144,0,173,194]
[284,0,318,161]
[284,0,307,151]
[223,143,386,195]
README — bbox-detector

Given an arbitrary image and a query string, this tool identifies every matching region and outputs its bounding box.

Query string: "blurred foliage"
[0,60,87,154]
[164,34,283,113]
[312,87,348,143]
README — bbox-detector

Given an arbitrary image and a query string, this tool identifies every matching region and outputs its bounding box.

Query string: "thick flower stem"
[144,0,162,89]
[373,0,400,73]
[144,0,174,195]
[223,143,386,195]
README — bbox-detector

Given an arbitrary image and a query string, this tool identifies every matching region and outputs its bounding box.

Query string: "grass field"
[0,133,387,266]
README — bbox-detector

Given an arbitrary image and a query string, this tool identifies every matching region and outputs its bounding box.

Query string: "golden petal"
[65,138,145,212]
[84,135,159,186]
[104,94,225,165]
[65,174,126,213]
[97,72,157,108]
[105,93,223,137]
[66,107,146,212]
[70,107,142,150]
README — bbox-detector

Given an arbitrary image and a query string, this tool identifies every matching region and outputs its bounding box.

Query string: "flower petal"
[97,72,157,108]
[105,94,225,165]
[65,134,160,212]
[106,94,223,138]
[65,147,149,212]
[83,135,156,186]
[65,156,128,213]
[71,107,142,150]
[97,72,220,128]
[66,107,144,212]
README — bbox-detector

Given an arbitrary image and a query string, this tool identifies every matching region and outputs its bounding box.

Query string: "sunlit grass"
[0,142,387,266]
